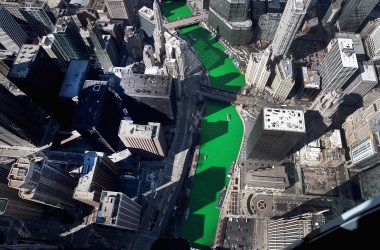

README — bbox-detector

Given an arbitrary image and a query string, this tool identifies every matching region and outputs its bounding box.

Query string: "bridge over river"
[164,13,208,29]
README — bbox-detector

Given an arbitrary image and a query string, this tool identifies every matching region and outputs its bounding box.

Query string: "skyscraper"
[19,0,56,37]
[271,0,312,58]
[321,0,342,28]
[362,18,380,61]
[207,0,252,45]
[0,0,27,23]
[152,0,165,63]
[118,74,176,124]
[96,191,141,230]
[245,48,271,91]
[0,80,58,149]
[73,80,122,153]
[7,157,78,209]
[124,26,144,61]
[256,13,282,41]
[118,120,167,158]
[272,57,295,102]
[336,0,379,32]
[53,16,89,60]
[40,34,69,72]
[73,151,120,207]
[138,6,155,37]
[318,37,359,93]
[341,61,378,106]
[0,5,28,52]
[246,107,306,161]
[105,0,135,25]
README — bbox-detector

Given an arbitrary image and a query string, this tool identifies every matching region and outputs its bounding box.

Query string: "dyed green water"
[179,25,245,249]
[162,2,245,248]
[162,0,193,22]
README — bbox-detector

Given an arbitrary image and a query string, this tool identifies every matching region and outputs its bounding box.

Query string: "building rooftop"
[263,108,305,132]
[118,120,159,138]
[359,62,378,82]
[223,217,254,250]
[20,0,47,8]
[139,6,154,20]
[279,58,293,78]
[8,45,39,78]
[293,0,307,13]
[73,80,109,128]
[59,60,90,99]
[120,74,172,97]
[74,152,102,196]
[337,38,359,68]
[55,16,71,33]
[242,165,289,189]
[301,67,320,89]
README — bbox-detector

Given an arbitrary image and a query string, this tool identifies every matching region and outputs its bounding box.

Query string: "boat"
[227,114,231,121]
[227,161,235,178]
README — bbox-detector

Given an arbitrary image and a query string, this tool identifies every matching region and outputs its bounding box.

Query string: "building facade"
[272,58,295,102]
[207,0,252,45]
[245,48,271,91]
[0,5,28,51]
[96,191,141,230]
[105,0,135,24]
[336,0,379,32]
[256,13,282,41]
[7,157,77,209]
[271,0,312,58]
[73,151,120,207]
[246,108,306,161]
[362,18,380,61]
[138,6,155,37]
[118,120,167,158]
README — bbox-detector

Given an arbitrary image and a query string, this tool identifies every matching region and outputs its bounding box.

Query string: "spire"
[153,0,163,33]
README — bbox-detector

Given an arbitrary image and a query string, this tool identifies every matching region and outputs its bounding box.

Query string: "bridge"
[199,85,276,108]
[164,13,208,30]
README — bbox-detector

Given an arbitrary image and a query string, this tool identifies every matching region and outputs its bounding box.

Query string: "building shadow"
[200,120,229,145]
[180,214,206,248]
[210,72,243,93]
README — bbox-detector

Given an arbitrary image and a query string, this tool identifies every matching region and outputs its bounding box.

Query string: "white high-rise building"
[318,37,359,93]
[152,0,165,63]
[271,0,312,57]
[0,6,28,52]
[272,58,295,102]
[362,18,380,61]
[337,0,379,32]
[245,48,271,91]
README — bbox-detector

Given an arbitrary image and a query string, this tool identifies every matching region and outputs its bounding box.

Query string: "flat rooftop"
[242,165,289,189]
[359,61,378,82]
[59,60,90,99]
[8,45,39,78]
[118,120,159,138]
[302,67,320,89]
[120,74,172,97]
[139,6,154,20]
[55,16,72,33]
[293,0,308,13]
[263,108,305,132]
[337,38,359,68]
[279,58,293,78]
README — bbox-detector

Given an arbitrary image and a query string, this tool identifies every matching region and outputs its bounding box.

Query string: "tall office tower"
[124,26,144,61]
[8,44,63,102]
[90,25,121,73]
[19,0,56,37]
[342,89,380,148]
[245,48,271,91]
[73,151,119,207]
[73,80,122,153]
[271,0,312,58]
[105,0,135,24]
[0,0,27,23]
[256,13,282,41]
[337,33,366,61]
[246,108,306,161]
[309,89,344,119]
[7,157,77,209]
[0,49,16,76]
[40,34,68,72]
[296,67,320,101]
[53,16,89,60]
[336,0,379,33]
[96,191,141,230]
[118,120,167,158]
[58,59,90,101]
[207,0,252,45]
[321,0,342,28]
[143,45,156,68]
[0,6,28,51]
[0,80,58,149]
[138,6,155,37]
[152,0,165,63]
[342,61,378,106]
[347,122,380,171]
[118,74,176,124]
[362,18,380,61]
[271,57,295,102]
[266,212,325,250]
[0,162,47,219]
[318,37,358,93]
[164,32,188,81]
